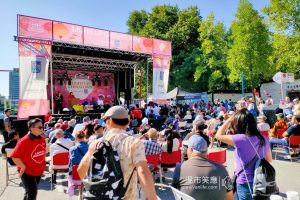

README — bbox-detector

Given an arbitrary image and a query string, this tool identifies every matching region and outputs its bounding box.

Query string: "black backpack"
[83,140,135,200]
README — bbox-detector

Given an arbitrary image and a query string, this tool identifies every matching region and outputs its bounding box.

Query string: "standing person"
[78,106,157,200]
[2,109,12,143]
[55,92,64,114]
[11,118,46,200]
[216,109,272,200]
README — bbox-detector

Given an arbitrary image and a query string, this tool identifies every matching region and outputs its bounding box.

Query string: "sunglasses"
[34,126,43,129]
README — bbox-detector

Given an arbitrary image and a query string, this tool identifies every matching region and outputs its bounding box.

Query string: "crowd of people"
[1,95,300,200]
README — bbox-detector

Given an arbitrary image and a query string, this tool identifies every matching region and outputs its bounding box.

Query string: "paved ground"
[0,137,300,200]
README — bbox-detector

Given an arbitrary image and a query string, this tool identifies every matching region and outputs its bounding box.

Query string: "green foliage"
[127,10,149,35]
[227,1,273,88]
[195,12,230,92]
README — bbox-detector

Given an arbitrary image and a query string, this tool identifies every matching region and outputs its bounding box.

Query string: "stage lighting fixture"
[104,79,108,86]
[97,80,101,86]
[92,80,95,86]
[68,79,72,85]
[59,79,63,85]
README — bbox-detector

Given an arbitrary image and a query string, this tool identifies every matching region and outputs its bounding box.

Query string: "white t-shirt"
[257,123,270,132]
[162,138,180,152]
[97,99,104,106]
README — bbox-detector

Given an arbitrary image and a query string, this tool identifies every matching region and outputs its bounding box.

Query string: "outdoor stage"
[15,15,172,119]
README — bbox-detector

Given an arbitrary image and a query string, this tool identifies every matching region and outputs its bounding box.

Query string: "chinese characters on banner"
[18,41,51,119]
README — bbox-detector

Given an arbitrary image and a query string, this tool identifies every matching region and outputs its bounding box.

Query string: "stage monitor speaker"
[12,119,29,138]
[29,115,45,124]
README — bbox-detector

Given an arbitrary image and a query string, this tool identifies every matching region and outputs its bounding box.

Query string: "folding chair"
[160,150,181,185]
[170,185,196,200]
[260,130,269,137]
[5,148,19,186]
[275,135,300,162]
[146,154,162,184]
[207,149,227,166]
[50,152,69,190]
[71,165,83,200]
[155,183,195,200]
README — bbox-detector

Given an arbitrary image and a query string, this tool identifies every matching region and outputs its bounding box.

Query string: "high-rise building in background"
[9,68,19,113]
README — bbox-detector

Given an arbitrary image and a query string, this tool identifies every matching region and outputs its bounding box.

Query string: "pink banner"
[18,100,49,119]
[19,16,52,40]
[133,36,153,54]
[153,39,172,56]
[84,27,109,48]
[48,70,115,107]
[153,56,171,69]
[53,22,82,44]
[110,32,133,51]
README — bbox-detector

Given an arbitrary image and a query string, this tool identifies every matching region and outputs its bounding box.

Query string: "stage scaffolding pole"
[50,56,54,115]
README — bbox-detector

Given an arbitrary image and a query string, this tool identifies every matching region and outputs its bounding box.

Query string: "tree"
[263,0,300,78]
[127,5,203,96]
[227,0,273,102]
[127,10,149,35]
[195,12,230,92]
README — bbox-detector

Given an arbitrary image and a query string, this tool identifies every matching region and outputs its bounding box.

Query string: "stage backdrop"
[18,41,51,119]
[48,70,115,107]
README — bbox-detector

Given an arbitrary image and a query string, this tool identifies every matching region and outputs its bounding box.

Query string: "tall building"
[9,68,19,112]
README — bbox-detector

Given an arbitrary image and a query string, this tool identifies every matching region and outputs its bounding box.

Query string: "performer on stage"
[97,95,104,107]
[55,92,64,114]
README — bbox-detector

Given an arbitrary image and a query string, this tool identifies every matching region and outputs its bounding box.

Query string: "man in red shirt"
[11,118,46,200]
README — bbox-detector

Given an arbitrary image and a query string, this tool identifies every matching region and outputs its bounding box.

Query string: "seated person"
[161,128,180,153]
[142,128,162,156]
[183,110,193,123]
[88,124,104,145]
[67,131,88,196]
[183,120,210,161]
[50,129,74,184]
[172,135,233,200]
[257,115,270,132]
[1,130,19,165]
[269,113,288,138]
[270,115,300,159]
[139,118,151,135]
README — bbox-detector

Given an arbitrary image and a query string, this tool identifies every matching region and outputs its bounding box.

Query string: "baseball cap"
[275,113,284,118]
[257,115,267,121]
[286,114,293,119]
[188,135,208,153]
[5,109,11,113]
[103,106,129,120]
[293,98,299,102]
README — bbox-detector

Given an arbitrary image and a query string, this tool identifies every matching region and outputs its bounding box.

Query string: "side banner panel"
[18,42,51,119]
[152,56,171,99]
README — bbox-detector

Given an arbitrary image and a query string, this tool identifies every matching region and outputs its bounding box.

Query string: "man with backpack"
[78,106,157,200]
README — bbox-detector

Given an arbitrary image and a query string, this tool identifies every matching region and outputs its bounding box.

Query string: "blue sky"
[0,0,269,97]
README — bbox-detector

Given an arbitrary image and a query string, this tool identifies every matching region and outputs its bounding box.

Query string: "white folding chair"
[5,148,19,186]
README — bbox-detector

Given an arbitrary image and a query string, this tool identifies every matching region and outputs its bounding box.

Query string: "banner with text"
[47,70,115,107]
[152,56,171,99]
[18,42,51,119]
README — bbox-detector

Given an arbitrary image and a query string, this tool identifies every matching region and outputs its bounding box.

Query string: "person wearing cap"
[270,115,300,159]
[269,113,288,138]
[172,135,233,200]
[142,128,162,156]
[139,117,151,135]
[286,114,293,128]
[2,108,12,143]
[49,129,74,184]
[78,106,157,200]
[1,130,19,166]
[257,115,270,132]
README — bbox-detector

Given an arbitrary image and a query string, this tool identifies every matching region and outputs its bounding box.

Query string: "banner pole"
[50,56,54,115]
